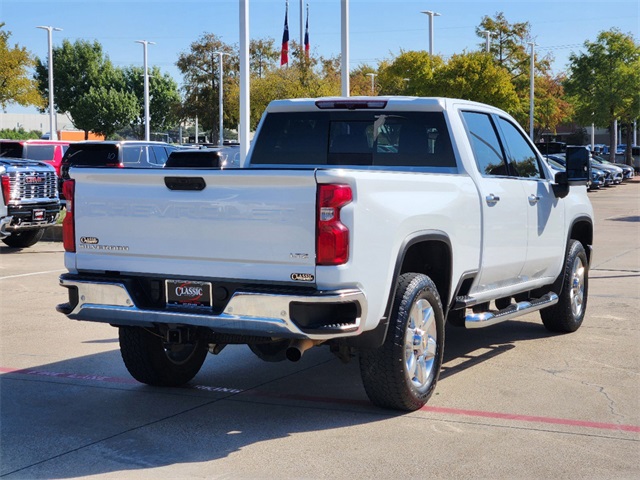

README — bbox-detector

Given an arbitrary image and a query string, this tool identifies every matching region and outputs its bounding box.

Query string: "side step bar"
[465,292,559,329]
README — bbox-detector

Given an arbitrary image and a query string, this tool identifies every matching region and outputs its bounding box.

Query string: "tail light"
[317,184,352,265]
[1,175,11,205]
[62,180,75,252]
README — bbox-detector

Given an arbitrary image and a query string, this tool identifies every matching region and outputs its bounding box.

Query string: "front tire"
[359,273,445,411]
[118,326,208,386]
[2,229,45,248]
[540,240,589,332]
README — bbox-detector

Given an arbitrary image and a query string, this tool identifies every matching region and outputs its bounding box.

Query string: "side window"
[497,118,542,179]
[461,111,509,176]
[151,146,169,165]
[122,146,144,166]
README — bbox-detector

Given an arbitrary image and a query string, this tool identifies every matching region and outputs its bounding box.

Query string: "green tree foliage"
[73,86,138,139]
[0,23,44,110]
[176,33,236,139]
[0,128,41,140]
[349,64,378,96]
[431,52,520,114]
[35,39,114,115]
[565,29,640,161]
[377,50,444,96]
[533,74,573,139]
[477,12,553,127]
[250,38,280,78]
[122,66,181,139]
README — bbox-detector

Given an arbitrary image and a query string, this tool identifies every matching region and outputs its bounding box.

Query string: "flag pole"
[300,0,304,56]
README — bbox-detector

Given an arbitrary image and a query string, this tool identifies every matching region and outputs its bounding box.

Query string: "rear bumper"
[57,275,367,341]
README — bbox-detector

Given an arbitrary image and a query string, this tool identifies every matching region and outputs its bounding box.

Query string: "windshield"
[24,145,55,161]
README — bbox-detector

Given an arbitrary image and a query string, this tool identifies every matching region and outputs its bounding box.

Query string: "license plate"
[165,280,212,309]
[33,209,45,221]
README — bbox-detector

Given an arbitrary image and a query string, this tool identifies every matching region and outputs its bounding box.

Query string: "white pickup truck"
[57,97,594,411]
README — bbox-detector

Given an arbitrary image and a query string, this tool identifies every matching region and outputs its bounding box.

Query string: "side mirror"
[565,146,591,185]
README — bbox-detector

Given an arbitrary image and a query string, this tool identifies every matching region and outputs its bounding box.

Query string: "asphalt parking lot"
[1,180,638,479]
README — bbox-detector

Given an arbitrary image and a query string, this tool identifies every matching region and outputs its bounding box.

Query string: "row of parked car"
[0,137,634,248]
[0,139,239,248]
[544,152,634,190]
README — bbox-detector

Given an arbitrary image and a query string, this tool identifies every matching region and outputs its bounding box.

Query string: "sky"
[1,0,639,114]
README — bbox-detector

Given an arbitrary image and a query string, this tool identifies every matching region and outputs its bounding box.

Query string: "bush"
[0,128,42,140]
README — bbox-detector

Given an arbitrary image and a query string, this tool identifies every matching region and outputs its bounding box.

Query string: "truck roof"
[264,96,507,115]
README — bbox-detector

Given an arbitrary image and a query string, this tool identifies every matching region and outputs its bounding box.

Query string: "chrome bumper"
[58,277,367,341]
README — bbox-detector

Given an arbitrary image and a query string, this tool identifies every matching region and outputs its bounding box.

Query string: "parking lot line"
[2,365,639,434]
[0,269,65,281]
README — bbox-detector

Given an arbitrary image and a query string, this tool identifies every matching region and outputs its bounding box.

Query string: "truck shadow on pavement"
[1,318,558,478]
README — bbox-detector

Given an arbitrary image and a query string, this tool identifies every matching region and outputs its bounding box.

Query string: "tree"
[565,29,640,162]
[377,50,444,96]
[476,13,552,127]
[122,66,181,139]
[431,52,520,114]
[34,39,119,137]
[0,23,44,110]
[74,86,138,139]
[35,39,113,113]
[350,64,378,96]
[533,74,573,140]
[250,38,279,78]
[176,33,236,140]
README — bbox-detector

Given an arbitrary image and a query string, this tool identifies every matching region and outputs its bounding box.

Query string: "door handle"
[528,194,540,205]
[486,193,500,206]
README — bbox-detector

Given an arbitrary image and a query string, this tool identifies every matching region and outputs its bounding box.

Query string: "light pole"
[341,0,350,97]
[528,42,535,141]
[420,10,440,56]
[135,40,155,141]
[480,30,493,53]
[36,26,62,141]
[213,51,231,145]
[366,73,377,95]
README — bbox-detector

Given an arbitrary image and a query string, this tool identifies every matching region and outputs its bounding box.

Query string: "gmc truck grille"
[5,171,58,202]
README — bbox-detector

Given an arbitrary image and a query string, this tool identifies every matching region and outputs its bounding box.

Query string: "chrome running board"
[465,292,559,329]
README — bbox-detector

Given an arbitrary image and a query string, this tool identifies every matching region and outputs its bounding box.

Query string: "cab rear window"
[251,111,456,168]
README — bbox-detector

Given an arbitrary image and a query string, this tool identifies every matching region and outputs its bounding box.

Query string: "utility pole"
[135,40,155,141]
[36,25,62,141]
[341,0,350,96]
[480,30,493,52]
[366,73,377,95]
[528,42,536,141]
[420,11,441,56]
[213,51,230,145]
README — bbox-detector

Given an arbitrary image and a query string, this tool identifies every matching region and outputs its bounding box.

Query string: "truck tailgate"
[69,168,318,282]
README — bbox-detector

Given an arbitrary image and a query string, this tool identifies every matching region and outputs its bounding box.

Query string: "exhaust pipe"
[286,339,321,362]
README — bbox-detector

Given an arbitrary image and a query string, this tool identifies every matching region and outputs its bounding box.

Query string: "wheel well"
[399,240,451,311]
[570,219,593,263]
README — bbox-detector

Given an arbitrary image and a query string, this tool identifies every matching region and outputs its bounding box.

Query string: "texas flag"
[280,3,289,66]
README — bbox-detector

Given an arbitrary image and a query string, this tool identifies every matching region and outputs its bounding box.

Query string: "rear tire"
[118,326,208,386]
[2,229,45,248]
[359,273,445,411]
[540,240,588,333]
